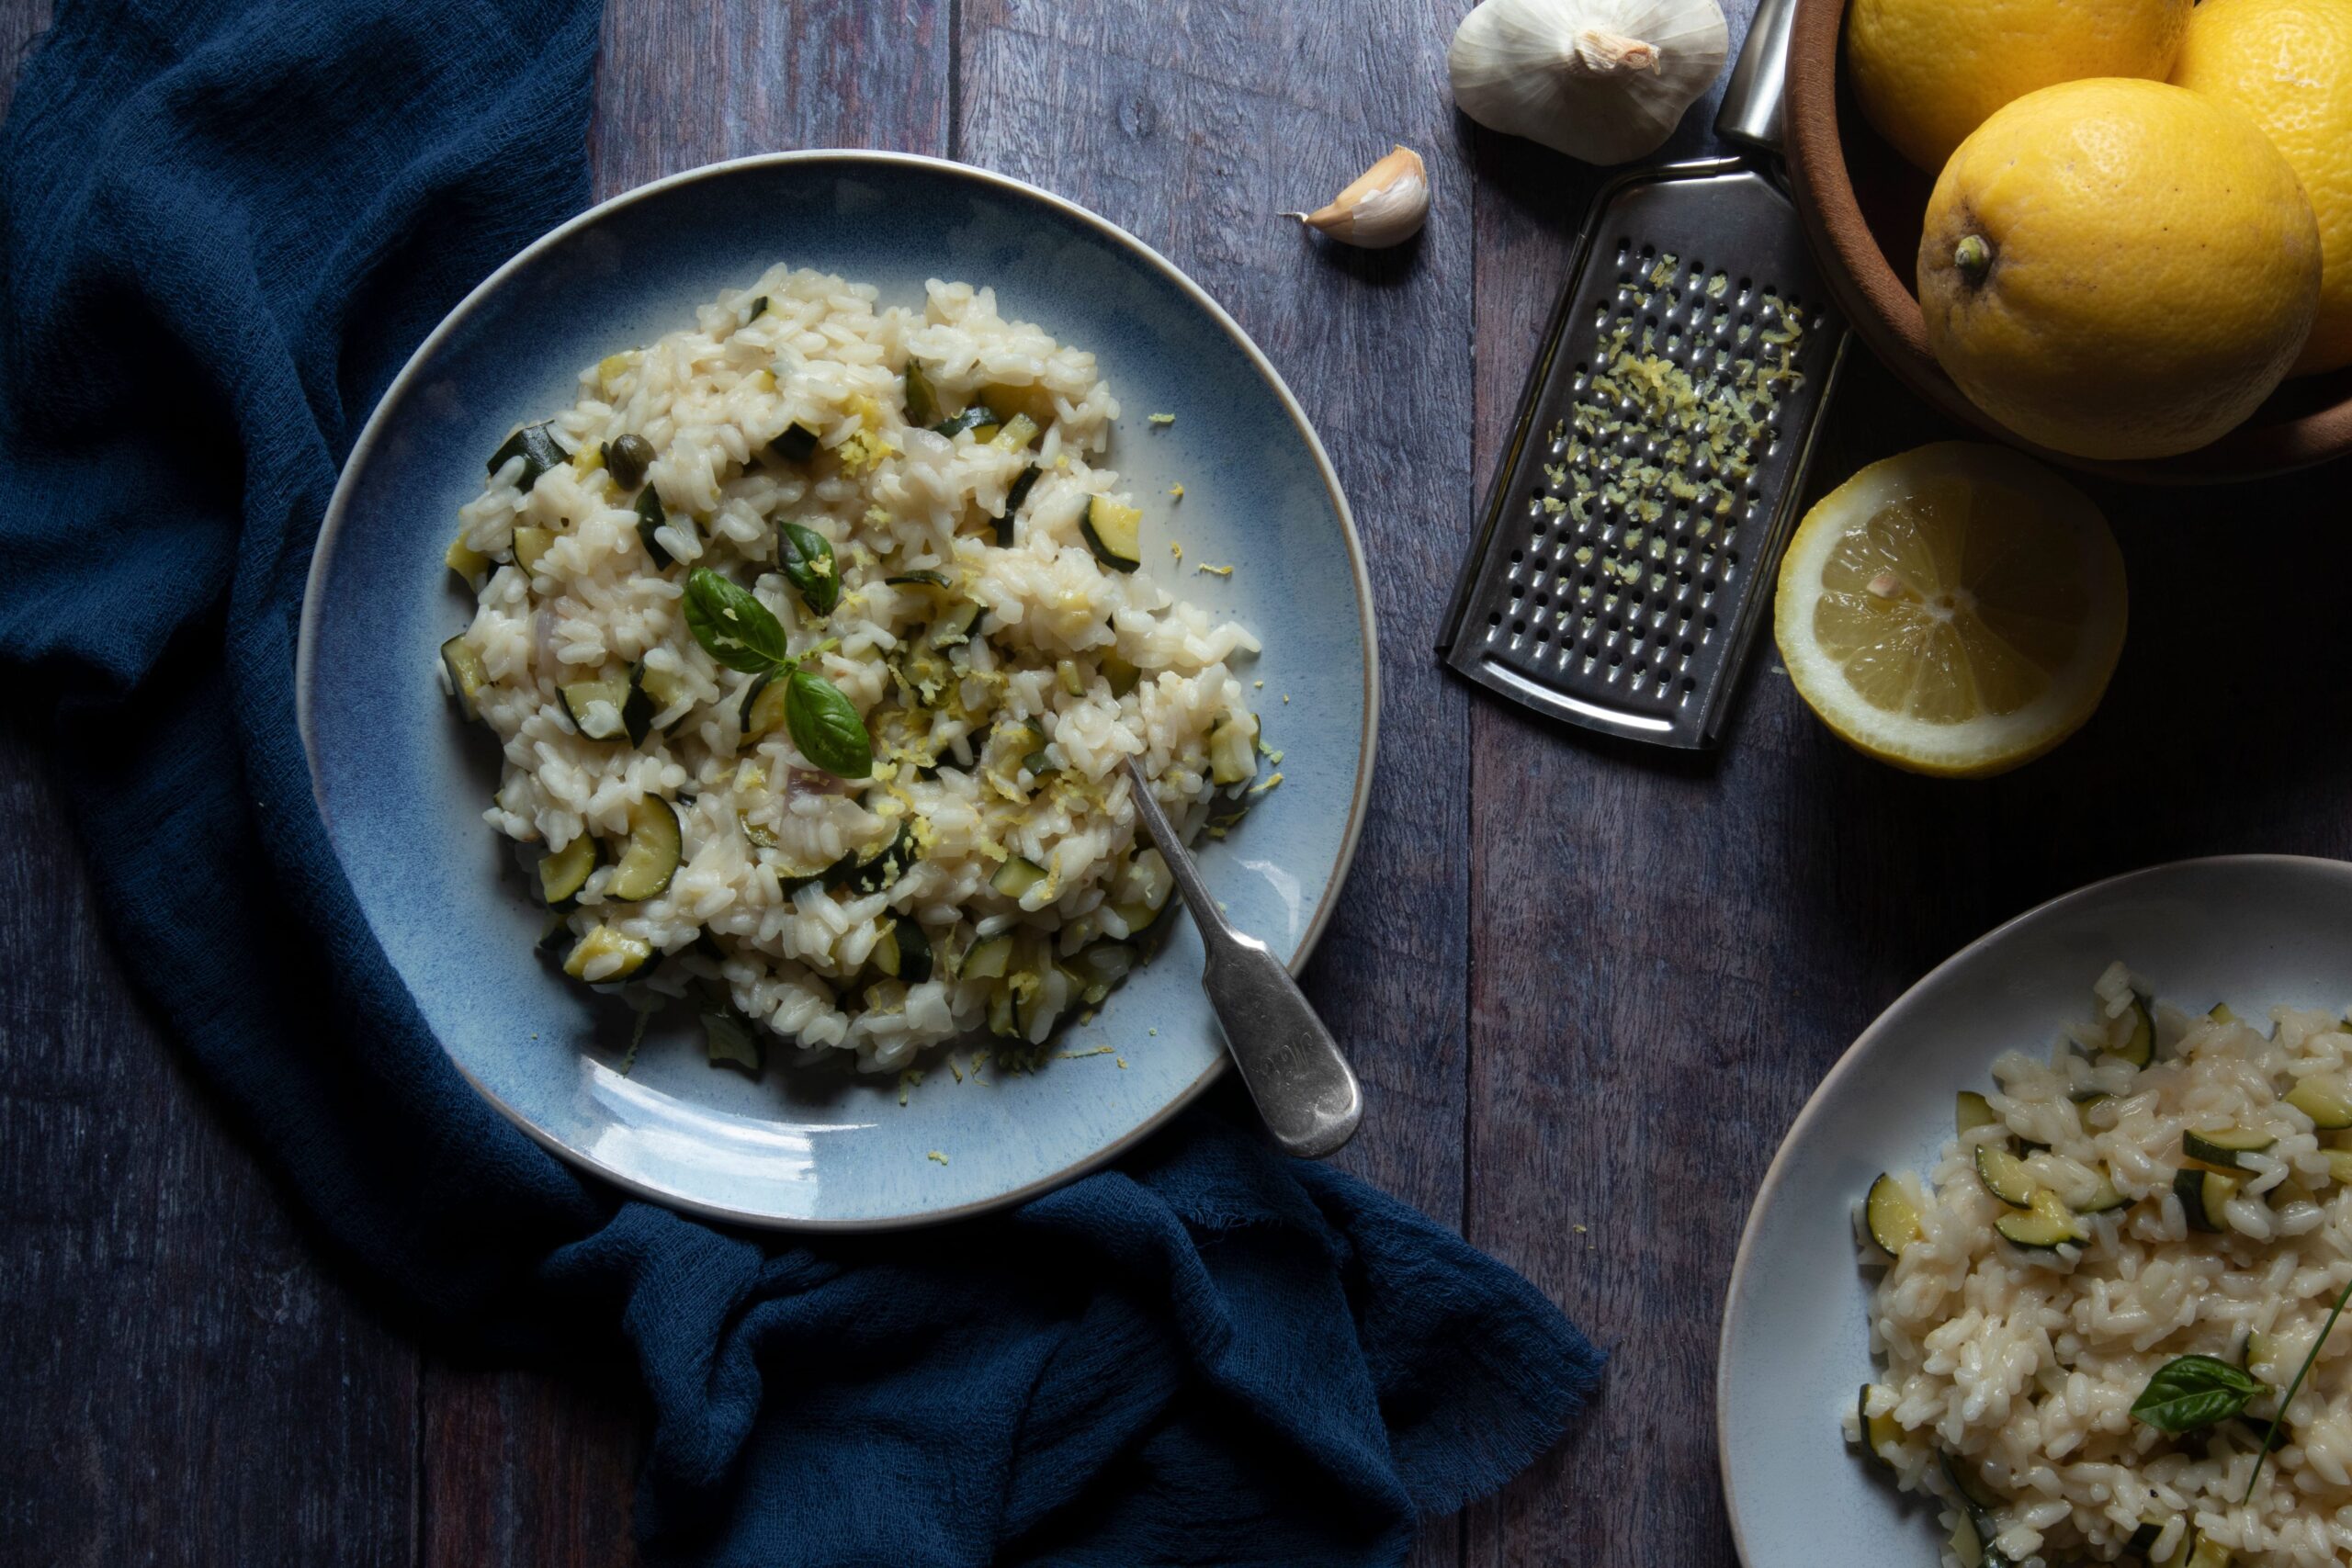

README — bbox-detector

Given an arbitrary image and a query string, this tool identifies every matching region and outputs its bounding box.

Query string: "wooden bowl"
[1782,0,2352,483]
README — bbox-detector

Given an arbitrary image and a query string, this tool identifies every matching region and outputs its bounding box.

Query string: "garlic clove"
[1447,0,1729,166]
[1283,145,1430,249]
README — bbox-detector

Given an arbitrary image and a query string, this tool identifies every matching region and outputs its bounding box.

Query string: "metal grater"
[1437,0,1848,749]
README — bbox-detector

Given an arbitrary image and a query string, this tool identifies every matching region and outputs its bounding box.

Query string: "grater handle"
[1715,0,1798,153]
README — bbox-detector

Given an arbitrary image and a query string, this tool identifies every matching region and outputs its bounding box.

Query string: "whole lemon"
[1917,79,2322,461]
[1847,0,2190,173]
[2172,0,2352,376]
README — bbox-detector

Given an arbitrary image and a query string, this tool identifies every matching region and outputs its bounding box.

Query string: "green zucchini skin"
[1080,494,1142,571]
[895,922,933,985]
[537,834,598,909]
[607,797,683,902]
[846,823,917,895]
[768,423,820,463]
[635,485,673,567]
[932,404,997,439]
[994,463,1042,547]
[488,422,564,491]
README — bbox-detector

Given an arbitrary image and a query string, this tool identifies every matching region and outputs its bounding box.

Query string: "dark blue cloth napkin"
[0,0,1605,1562]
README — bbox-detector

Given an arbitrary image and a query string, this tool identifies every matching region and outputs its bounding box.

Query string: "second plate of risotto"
[1720,857,2352,1568]
[297,153,1375,1228]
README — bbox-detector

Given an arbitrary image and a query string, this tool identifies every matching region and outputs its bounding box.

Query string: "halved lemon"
[1773,443,2126,777]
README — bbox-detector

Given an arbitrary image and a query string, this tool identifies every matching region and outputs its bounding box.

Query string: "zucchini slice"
[607,796,683,902]
[447,530,491,585]
[902,362,941,427]
[561,676,633,741]
[1864,1173,1923,1258]
[929,598,983,651]
[885,569,955,590]
[1207,713,1259,787]
[512,525,556,572]
[993,463,1041,547]
[562,924,651,983]
[1102,649,1143,698]
[1064,941,1136,1001]
[989,412,1040,453]
[987,981,1020,1039]
[2289,1075,2352,1131]
[960,931,1015,982]
[2210,1001,2239,1025]
[441,635,489,721]
[2108,993,2155,1067]
[1856,1385,1901,1473]
[2176,1166,2240,1232]
[1974,1143,2038,1209]
[2127,1520,2165,1558]
[488,421,564,490]
[537,834,598,908]
[1956,1090,1999,1136]
[992,856,1048,901]
[635,485,677,567]
[932,403,997,439]
[739,672,790,742]
[621,662,660,748]
[2325,1149,2352,1187]
[2183,1127,2276,1170]
[769,423,820,463]
[845,822,918,894]
[2076,1171,2131,1214]
[873,920,933,985]
[1995,1188,2081,1250]
[1080,494,1143,572]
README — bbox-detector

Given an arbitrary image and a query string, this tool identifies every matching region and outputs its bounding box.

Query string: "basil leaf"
[703,1010,761,1072]
[683,569,790,674]
[784,669,873,780]
[776,521,840,615]
[2132,1354,2266,1433]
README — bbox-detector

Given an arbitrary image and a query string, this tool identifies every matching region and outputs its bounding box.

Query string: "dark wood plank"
[956,0,1478,1233]
[1458,7,2001,1561]
[0,721,422,1565]
[587,0,951,195]
[957,11,1475,1560]
[1458,12,2352,1562]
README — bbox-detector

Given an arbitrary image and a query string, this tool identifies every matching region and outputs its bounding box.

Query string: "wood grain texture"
[956,0,1479,1238]
[11,0,2352,1563]
[0,723,421,1567]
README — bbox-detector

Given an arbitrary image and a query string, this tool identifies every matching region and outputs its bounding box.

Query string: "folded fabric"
[0,0,1606,1562]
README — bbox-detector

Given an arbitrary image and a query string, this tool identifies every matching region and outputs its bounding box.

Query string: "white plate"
[1717,855,2352,1567]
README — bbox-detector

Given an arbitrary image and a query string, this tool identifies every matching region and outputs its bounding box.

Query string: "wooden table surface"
[7,1,2352,1562]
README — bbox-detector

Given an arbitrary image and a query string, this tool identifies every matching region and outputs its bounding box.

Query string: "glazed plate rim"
[293,149,1381,1230]
[1715,852,2352,1562]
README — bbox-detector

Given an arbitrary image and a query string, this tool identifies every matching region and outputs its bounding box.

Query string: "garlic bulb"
[1449,0,1729,165]
[1284,146,1430,249]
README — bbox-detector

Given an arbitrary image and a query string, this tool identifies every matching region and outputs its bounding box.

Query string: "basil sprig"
[776,521,840,615]
[682,568,872,779]
[2132,1354,2265,1434]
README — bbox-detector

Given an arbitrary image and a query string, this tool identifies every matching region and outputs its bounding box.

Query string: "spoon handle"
[1121,757,1363,1158]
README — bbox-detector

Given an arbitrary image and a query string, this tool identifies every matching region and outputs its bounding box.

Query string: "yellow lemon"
[1917,79,2322,461]
[1847,0,2189,173]
[1773,443,2127,778]
[2172,0,2352,376]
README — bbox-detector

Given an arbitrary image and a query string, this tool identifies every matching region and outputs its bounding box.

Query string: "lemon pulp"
[1775,443,2126,776]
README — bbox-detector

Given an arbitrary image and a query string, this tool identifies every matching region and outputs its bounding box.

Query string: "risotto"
[435,266,1265,1073]
[1852,964,2352,1568]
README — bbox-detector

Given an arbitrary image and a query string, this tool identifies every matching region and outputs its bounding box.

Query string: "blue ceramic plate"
[297,152,1377,1230]
[1718,856,2352,1566]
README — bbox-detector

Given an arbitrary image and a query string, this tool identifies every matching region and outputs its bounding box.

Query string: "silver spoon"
[1120,755,1363,1158]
